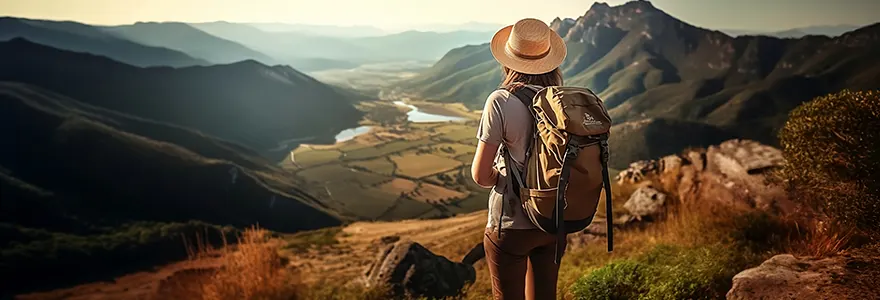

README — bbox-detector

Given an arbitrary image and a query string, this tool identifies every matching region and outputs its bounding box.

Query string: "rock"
[686,150,706,172]
[623,187,667,220]
[364,240,475,299]
[706,139,784,179]
[615,160,660,184]
[379,235,401,245]
[460,243,485,266]
[659,155,683,174]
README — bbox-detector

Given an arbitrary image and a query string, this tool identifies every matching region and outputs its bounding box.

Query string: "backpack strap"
[600,137,613,252]
[554,137,581,264]
[493,84,538,238]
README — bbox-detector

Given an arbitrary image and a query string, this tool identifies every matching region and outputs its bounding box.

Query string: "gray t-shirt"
[476,85,540,230]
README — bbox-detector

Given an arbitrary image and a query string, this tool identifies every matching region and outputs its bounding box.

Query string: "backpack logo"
[583,112,603,127]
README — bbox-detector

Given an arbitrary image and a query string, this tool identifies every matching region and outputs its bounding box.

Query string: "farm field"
[286,103,488,221]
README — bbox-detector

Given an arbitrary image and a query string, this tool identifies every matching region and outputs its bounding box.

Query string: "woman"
[471,18,567,300]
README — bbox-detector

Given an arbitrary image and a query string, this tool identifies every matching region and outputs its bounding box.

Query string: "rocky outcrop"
[727,250,880,300]
[614,139,790,212]
[623,187,667,220]
[364,240,475,299]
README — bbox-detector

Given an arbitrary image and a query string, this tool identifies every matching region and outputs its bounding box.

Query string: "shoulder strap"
[500,84,538,109]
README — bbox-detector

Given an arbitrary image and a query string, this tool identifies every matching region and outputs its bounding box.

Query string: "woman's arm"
[471,140,500,188]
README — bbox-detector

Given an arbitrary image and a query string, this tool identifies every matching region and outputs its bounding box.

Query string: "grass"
[283,227,343,254]
[344,139,434,160]
[375,178,419,196]
[291,147,342,168]
[296,164,390,186]
[348,157,395,176]
[411,182,469,204]
[438,128,477,142]
[391,152,462,178]
[327,183,400,219]
[201,227,301,300]
[430,143,476,158]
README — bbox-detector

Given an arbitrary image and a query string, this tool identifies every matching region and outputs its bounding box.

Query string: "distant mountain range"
[0,38,363,159]
[401,1,880,168]
[0,17,208,67]
[103,22,278,65]
[722,24,861,38]
[0,16,494,71]
[192,21,493,64]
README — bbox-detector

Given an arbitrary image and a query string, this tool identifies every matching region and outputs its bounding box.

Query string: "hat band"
[505,43,550,60]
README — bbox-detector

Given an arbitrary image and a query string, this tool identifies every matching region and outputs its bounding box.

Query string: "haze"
[2,0,877,32]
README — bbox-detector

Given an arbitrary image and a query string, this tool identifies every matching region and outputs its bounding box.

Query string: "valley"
[284,97,485,221]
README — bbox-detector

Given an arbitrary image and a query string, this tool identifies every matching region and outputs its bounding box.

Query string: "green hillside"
[0,38,364,160]
[0,82,349,295]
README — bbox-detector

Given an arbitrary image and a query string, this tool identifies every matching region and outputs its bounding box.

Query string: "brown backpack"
[498,84,614,264]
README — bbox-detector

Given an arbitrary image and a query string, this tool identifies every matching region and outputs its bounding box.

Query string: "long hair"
[500,66,563,91]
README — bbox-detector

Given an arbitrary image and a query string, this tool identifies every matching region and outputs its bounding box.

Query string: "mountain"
[0,38,364,159]
[190,21,372,68]
[0,17,207,67]
[247,22,387,37]
[0,81,350,294]
[399,21,504,33]
[103,22,277,65]
[723,24,862,38]
[191,22,492,66]
[355,30,494,61]
[402,1,880,164]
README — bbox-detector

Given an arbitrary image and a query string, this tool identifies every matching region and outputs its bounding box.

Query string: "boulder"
[623,186,667,220]
[706,139,784,180]
[727,252,880,300]
[364,240,475,299]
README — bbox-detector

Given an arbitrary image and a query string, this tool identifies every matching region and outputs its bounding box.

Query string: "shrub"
[778,89,880,235]
[571,244,757,300]
[571,260,647,300]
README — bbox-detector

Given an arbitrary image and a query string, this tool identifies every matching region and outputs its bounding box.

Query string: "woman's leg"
[525,234,565,300]
[484,228,531,300]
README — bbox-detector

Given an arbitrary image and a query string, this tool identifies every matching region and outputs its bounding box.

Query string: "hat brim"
[490,25,567,75]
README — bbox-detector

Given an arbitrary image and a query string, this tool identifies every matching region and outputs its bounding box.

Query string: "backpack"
[497,83,614,264]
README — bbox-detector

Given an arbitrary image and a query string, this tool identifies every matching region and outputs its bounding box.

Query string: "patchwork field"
[286,105,488,221]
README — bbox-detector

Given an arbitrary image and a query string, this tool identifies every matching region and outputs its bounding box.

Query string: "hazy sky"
[1,0,878,31]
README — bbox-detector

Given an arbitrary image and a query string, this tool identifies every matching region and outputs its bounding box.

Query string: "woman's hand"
[471,140,500,188]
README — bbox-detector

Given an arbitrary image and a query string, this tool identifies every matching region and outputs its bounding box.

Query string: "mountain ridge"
[103,21,277,65]
[0,38,364,159]
[0,17,208,67]
[401,0,880,165]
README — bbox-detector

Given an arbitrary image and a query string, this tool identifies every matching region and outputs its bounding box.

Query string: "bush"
[778,89,880,234]
[571,244,755,300]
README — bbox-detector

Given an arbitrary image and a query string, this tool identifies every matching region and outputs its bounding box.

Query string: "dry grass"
[200,226,302,300]
[786,220,857,258]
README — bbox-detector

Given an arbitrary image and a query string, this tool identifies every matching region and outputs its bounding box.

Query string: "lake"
[334,125,373,142]
[392,101,467,123]
[329,102,466,143]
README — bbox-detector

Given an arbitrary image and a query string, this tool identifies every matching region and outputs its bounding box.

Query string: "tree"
[778,89,880,234]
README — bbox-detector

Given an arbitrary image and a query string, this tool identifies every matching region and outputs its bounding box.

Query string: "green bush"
[778,89,880,234]
[571,244,754,300]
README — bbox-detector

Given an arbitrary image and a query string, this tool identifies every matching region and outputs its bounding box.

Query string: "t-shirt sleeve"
[476,90,505,145]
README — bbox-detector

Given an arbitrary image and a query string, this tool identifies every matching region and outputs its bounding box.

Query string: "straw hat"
[490,18,567,75]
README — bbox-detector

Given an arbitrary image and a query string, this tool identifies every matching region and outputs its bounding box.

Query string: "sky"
[1,0,878,32]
